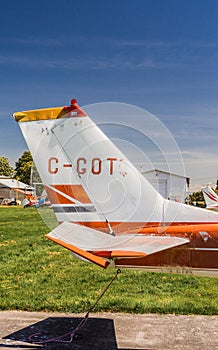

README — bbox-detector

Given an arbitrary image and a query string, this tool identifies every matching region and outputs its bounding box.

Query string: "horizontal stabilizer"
[46,234,109,268]
[46,222,189,267]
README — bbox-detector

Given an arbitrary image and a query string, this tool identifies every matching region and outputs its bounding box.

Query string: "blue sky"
[0,0,218,189]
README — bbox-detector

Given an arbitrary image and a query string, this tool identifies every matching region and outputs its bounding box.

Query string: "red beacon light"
[71,98,77,105]
[62,98,87,117]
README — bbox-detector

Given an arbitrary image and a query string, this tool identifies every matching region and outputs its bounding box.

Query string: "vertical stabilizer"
[13,99,164,232]
[202,186,218,210]
[14,99,218,232]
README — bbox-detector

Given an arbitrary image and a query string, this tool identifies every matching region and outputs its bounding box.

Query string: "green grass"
[0,207,218,315]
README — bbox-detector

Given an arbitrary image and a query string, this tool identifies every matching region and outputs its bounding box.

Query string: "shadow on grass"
[1,316,150,350]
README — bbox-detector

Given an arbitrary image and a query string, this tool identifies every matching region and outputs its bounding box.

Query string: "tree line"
[0,151,33,185]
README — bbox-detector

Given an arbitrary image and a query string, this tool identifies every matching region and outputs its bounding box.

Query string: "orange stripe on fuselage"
[133,223,218,235]
[74,221,218,250]
[75,221,218,236]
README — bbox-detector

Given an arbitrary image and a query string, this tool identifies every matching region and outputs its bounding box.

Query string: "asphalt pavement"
[0,311,217,349]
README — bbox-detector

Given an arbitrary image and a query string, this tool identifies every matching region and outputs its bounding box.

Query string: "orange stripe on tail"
[44,184,92,205]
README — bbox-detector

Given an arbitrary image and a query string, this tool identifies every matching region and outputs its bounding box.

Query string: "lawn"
[0,207,217,315]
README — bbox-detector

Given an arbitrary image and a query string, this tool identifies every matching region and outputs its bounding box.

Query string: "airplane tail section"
[13,99,218,271]
[13,99,164,232]
[14,99,218,234]
[202,186,218,210]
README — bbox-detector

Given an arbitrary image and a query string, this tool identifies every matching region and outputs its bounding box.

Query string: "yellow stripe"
[13,107,66,122]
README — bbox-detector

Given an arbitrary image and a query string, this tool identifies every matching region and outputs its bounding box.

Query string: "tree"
[187,190,205,207]
[0,156,14,177]
[15,151,33,185]
[187,188,218,207]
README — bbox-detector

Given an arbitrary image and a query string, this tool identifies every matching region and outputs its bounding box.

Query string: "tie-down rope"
[27,268,121,344]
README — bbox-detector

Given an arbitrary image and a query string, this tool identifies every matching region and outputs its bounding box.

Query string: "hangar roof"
[0,176,34,191]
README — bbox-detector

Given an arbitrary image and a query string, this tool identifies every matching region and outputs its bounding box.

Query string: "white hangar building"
[141,169,190,202]
[0,176,35,203]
